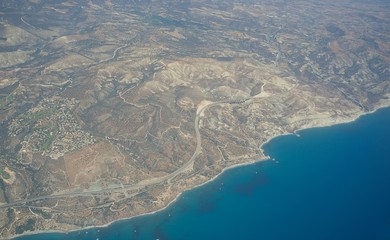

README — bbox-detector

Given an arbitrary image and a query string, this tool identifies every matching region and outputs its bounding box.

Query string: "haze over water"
[17,108,390,240]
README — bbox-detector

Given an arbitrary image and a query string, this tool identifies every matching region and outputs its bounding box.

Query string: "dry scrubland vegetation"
[0,0,389,237]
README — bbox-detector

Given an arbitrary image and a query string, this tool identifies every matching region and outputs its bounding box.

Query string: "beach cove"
[14,107,390,240]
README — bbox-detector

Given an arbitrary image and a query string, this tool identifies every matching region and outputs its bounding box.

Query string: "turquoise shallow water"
[16,107,390,240]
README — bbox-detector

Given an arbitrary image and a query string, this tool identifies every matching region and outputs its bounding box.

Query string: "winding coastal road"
[0,95,257,209]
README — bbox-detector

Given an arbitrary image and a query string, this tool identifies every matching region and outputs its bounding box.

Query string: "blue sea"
[16,108,390,240]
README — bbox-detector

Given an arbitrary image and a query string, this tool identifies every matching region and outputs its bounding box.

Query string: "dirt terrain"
[0,0,389,238]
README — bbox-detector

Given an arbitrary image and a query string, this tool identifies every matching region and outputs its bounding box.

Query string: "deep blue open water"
[16,108,390,240]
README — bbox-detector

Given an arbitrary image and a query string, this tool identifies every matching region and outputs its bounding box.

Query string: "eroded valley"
[0,0,389,237]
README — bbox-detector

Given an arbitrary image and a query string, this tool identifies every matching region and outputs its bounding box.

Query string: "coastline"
[6,104,390,240]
